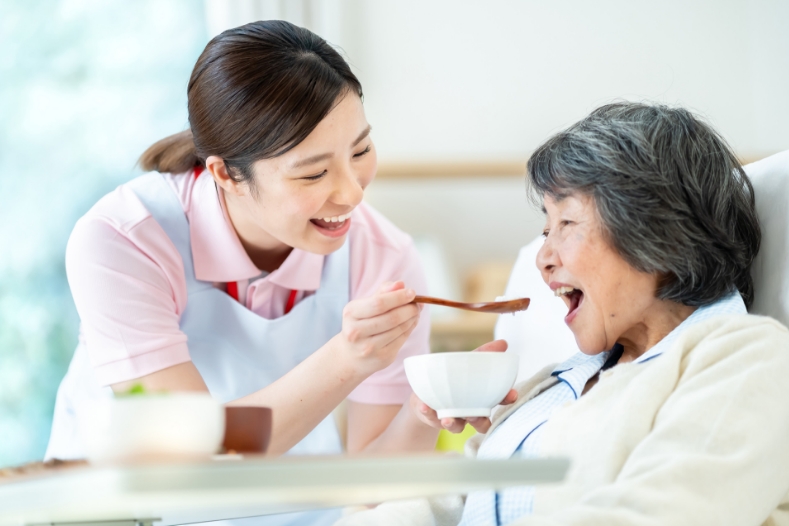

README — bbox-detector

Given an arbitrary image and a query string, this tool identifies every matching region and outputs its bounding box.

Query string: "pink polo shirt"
[65,170,430,404]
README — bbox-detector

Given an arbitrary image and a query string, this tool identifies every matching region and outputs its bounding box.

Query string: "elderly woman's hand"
[409,340,518,435]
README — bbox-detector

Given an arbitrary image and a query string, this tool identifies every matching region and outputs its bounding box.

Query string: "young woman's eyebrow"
[351,125,372,147]
[290,125,372,170]
[291,152,332,169]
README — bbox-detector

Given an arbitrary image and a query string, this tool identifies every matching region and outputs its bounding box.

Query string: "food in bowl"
[404,351,519,419]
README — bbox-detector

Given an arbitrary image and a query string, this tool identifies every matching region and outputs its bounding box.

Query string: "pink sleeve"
[346,207,430,405]
[65,190,192,386]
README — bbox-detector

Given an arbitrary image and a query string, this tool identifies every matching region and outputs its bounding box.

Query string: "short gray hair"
[527,102,760,309]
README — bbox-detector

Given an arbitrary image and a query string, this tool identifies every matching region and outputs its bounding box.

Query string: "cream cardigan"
[337,314,789,526]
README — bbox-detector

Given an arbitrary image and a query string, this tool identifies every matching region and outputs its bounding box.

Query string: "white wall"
[342,0,788,161]
[204,1,789,160]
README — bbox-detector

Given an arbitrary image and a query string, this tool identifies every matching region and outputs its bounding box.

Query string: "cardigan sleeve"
[514,318,789,526]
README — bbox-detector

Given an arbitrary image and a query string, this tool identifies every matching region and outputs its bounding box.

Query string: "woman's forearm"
[232,334,366,455]
[238,283,420,454]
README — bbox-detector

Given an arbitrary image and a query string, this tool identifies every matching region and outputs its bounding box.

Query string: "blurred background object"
[0,0,207,468]
[2,0,788,467]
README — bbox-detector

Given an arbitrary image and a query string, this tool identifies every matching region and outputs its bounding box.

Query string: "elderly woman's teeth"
[554,286,576,297]
[322,212,352,223]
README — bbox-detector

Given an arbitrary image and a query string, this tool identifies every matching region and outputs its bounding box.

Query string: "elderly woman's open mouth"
[552,282,584,324]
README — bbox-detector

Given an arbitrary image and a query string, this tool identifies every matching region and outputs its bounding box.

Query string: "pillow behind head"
[746,150,789,327]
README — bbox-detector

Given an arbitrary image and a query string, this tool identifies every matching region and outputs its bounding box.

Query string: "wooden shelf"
[375,155,770,180]
[430,312,498,352]
[431,312,497,336]
[376,161,526,179]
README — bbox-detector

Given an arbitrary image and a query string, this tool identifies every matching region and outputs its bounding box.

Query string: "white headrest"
[496,150,789,379]
[746,150,789,327]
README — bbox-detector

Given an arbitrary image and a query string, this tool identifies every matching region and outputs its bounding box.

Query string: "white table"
[0,455,569,526]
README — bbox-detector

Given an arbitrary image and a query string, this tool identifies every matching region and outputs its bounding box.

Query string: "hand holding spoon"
[413,295,530,314]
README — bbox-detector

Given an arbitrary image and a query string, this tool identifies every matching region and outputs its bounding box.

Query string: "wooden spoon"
[413,295,530,314]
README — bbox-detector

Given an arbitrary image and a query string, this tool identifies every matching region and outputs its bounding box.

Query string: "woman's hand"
[410,339,518,434]
[332,281,422,377]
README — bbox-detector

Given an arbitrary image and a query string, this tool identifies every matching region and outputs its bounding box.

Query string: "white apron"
[46,172,347,525]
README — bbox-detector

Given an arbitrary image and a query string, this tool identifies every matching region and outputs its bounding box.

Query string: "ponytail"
[138,129,202,174]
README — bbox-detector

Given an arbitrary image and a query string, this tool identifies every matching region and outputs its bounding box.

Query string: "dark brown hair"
[527,102,761,309]
[139,20,363,182]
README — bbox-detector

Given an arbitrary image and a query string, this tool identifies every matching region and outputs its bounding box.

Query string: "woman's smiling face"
[212,92,377,259]
[536,193,662,354]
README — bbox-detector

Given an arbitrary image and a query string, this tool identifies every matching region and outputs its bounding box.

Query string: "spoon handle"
[413,296,469,308]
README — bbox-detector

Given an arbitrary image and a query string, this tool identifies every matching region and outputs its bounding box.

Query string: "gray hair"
[527,102,761,309]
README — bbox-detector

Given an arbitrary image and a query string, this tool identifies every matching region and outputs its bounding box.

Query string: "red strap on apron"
[194,165,204,178]
[226,281,298,315]
[226,281,239,301]
[284,289,298,314]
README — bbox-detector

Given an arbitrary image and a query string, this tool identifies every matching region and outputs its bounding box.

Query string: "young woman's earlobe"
[206,155,246,196]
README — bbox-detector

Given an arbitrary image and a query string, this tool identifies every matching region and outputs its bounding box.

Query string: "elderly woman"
[339,103,789,526]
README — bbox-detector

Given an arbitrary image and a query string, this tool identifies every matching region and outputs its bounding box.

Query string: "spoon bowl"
[413,295,530,314]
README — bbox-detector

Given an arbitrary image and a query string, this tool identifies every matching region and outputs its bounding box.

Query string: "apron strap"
[284,289,298,314]
[127,172,210,293]
[226,281,239,301]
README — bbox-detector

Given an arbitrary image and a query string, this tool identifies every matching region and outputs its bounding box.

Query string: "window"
[0,0,207,467]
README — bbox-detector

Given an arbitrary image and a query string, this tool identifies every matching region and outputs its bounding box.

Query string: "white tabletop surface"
[0,454,569,526]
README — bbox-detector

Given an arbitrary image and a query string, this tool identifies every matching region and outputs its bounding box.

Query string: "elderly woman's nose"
[536,237,559,276]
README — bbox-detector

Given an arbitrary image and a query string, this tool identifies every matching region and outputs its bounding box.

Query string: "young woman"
[46,20,439,481]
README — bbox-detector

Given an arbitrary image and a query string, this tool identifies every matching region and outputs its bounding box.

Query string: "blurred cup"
[77,393,224,463]
[223,406,272,454]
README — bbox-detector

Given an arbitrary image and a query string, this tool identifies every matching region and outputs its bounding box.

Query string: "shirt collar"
[188,171,325,289]
[551,351,610,398]
[266,247,324,291]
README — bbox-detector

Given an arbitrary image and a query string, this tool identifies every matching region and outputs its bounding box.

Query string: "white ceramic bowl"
[404,352,519,419]
[77,393,225,463]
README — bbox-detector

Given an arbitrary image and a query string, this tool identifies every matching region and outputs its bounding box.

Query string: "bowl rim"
[404,351,520,362]
[112,392,219,402]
